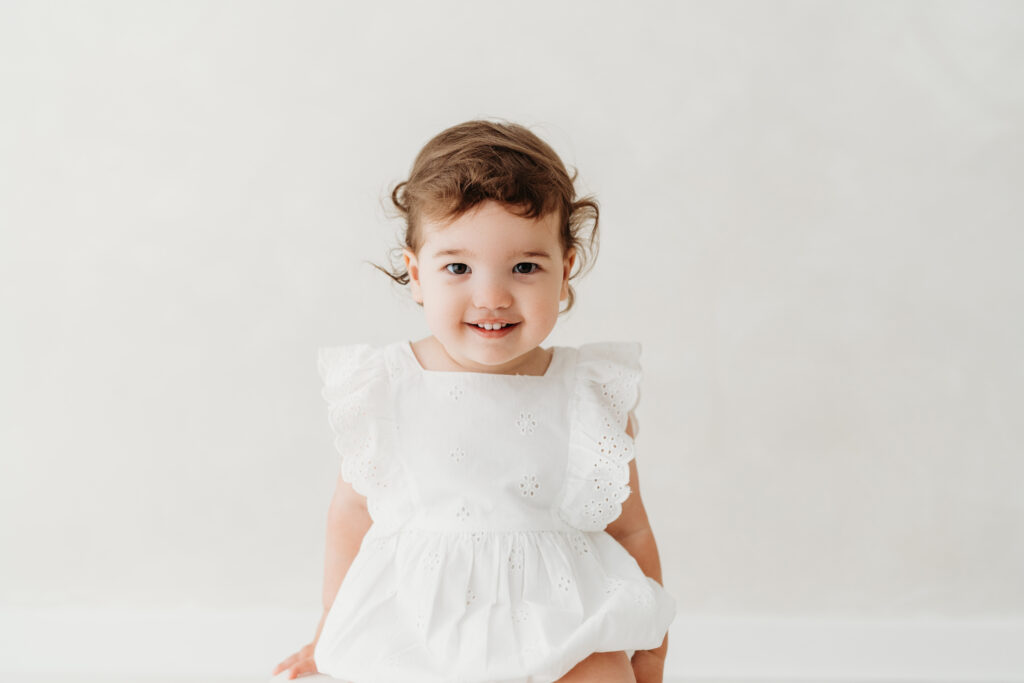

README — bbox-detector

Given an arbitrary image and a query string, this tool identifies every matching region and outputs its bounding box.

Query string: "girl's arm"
[321,474,373,613]
[274,475,372,678]
[605,412,669,679]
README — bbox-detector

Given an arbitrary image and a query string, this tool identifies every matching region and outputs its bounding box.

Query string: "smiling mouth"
[466,322,519,329]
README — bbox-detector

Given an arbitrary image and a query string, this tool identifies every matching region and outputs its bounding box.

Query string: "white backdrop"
[2,1,1022,679]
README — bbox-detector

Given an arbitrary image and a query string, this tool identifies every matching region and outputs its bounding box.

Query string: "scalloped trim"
[556,342,642,531]
[318,343,404,524]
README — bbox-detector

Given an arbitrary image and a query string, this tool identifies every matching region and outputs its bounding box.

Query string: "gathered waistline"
[367,523,585,540]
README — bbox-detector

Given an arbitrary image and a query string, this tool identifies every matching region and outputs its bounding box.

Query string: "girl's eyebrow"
[432,248,553,260]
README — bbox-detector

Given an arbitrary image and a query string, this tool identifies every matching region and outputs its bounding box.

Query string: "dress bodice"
[391,342,574,533]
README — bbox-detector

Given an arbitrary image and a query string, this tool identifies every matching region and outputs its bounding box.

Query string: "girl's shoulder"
[317,343,388,386]
[573,340,642,373]
[316,342,410,404]
[570,340,643,426]
[568,341,643,402]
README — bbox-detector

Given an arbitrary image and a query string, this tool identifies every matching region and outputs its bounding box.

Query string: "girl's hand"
[631,649,666,683]
[271,641,318,679]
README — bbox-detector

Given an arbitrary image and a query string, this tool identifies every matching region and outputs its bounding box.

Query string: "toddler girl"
[271,120,676,683]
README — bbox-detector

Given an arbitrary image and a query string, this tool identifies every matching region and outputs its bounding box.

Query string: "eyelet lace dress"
[312,340,676,683]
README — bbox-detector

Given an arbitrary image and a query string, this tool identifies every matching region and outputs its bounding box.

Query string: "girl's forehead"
[417,220,561,260]
[417,202,557,237]
[419,205,562,257]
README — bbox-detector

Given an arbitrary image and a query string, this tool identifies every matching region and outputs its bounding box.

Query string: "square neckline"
[401,340,564,378]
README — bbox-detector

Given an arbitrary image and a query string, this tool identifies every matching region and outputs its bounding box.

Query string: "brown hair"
[367,119,599,315]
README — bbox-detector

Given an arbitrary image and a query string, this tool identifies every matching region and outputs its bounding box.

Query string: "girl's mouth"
[466,322,519,338]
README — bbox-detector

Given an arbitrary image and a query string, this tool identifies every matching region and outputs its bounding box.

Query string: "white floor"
[0,678,884,683]
[20,680,1024,683]
[7,675,981,683]
[4,609,1024,683]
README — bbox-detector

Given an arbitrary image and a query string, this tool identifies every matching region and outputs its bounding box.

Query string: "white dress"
[312,340,676,683]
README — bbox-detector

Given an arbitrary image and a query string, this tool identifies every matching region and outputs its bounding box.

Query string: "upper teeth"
[476,322,511,330]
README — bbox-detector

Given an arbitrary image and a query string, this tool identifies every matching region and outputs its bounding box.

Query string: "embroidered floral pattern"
[519,474,540,497]
[596,414,631,459]
[508,544,524,574]
[569,532,591,557]
[515,410,537,434]
[604,577,625,596]
[423,550,442,572]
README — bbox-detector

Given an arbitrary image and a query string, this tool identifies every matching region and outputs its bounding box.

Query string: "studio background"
[2,1,1021,680]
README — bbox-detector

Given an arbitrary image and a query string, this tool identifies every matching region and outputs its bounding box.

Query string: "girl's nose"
[472,276,513,310]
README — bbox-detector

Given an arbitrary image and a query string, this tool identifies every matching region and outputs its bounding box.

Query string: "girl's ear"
[403,248,423,304]
[560,247,576,301]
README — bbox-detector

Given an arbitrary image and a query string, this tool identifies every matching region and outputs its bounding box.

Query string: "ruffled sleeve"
[555,341,643,532]
[317,344,398,505]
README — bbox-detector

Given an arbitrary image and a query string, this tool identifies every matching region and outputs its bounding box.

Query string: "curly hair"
[368,119,600,315]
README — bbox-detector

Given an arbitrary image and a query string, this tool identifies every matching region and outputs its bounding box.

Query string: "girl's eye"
[444,263,541,275]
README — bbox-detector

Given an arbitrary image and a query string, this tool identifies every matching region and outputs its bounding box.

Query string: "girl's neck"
[409,336,554,376]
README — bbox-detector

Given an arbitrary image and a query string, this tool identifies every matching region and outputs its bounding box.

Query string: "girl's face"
[403,200,575,374]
